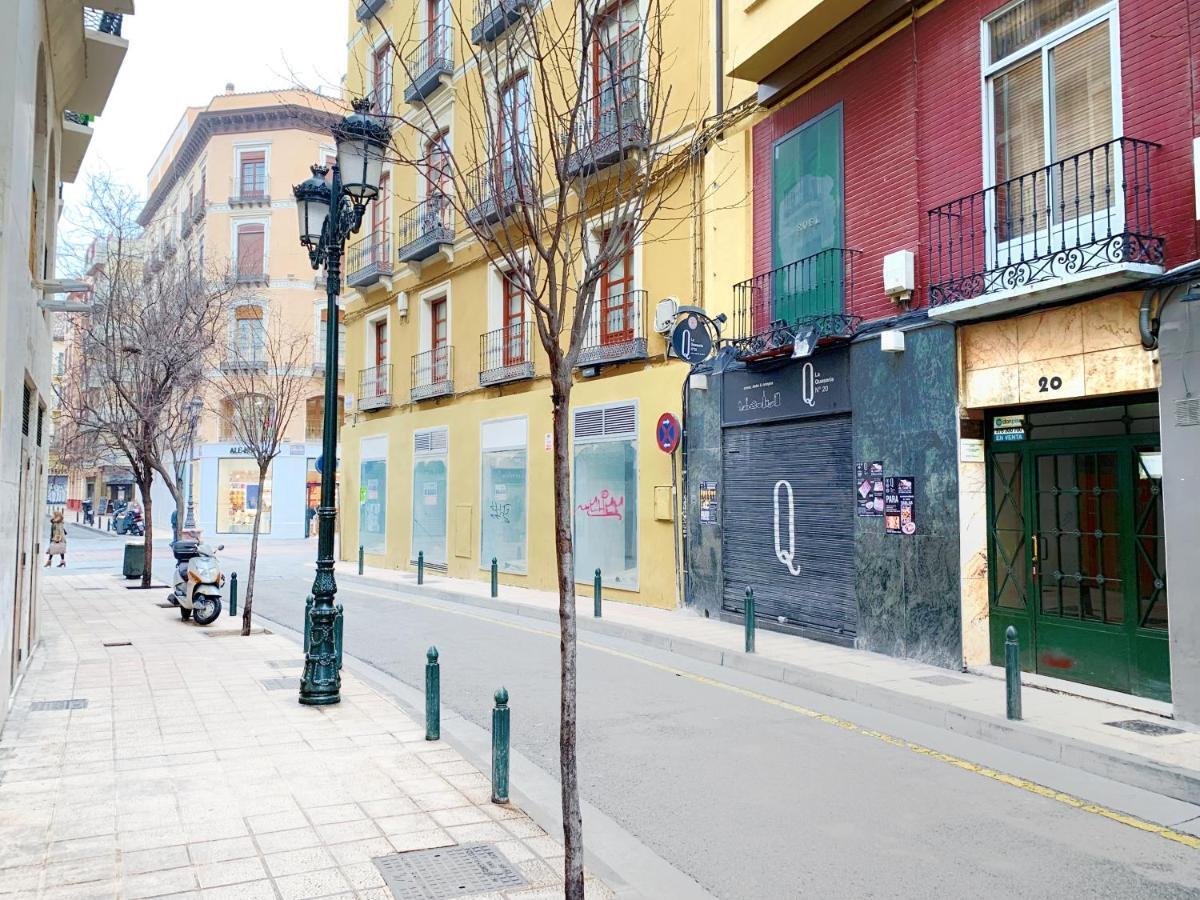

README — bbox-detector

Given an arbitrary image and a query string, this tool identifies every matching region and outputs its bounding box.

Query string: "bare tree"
[56,175,233,587]
[210,320,312,635]
[356,3,716,894]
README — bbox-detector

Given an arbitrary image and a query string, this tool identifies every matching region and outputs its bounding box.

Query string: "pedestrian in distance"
[46,510,67,567]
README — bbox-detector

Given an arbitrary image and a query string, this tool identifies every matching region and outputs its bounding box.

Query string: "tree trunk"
[242,464,266,636]
[550,369,584,899]
[139,477,154,588]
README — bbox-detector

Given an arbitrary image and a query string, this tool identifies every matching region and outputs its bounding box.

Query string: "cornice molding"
[139,103,343,225]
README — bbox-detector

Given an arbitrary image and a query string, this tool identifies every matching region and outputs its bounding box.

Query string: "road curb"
[337,570,1200,806]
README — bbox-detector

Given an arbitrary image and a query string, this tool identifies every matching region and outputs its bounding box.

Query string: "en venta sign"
[720,347,850,426]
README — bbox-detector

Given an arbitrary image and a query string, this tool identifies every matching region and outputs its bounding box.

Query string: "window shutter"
[21,384,31,436]
[237,224,265,274]
[235,305,264,320]
[602,403,636,436]
[573,408,604,439]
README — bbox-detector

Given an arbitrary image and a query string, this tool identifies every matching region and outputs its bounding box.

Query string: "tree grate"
[260,677,300,691]
[373,843,526,899]
[30,699,88,711]
[1104,719,1185,737]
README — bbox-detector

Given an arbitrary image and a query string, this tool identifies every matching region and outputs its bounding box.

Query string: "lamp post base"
[299,601,342,705]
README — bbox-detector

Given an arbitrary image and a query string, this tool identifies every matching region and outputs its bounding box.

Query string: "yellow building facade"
[338,0,719,607]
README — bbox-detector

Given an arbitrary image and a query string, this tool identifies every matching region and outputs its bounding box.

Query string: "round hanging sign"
[656,412,681,454]
[670,313,715,364]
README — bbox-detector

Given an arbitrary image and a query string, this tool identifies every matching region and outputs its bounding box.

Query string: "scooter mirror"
[217,544,225,551]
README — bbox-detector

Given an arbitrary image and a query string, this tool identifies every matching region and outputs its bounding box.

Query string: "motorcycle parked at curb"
[167,540,225,626]
[113,506,144,536]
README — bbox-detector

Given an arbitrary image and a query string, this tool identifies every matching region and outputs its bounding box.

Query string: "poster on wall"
[699,481,718,524]
[884,476,916,535]
[855,461,884,517]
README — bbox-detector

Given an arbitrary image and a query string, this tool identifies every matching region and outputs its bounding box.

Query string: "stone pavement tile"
[193,856,268,889]
[46,834,119,863]
[386,828,455,853]
[521,835,563,859]
[358,797,418,819]
[493,840,536,864]
[412,790,470,812]
[198,880,276,900]
[304,803,364,826]
[374,812,437,836]
[37,883,116,900]
[181,818,249,844]
[446,822,511,843]
[122,845,191,875]
[273,867,352,900]
[430,805,492,827]
[338,860,387,891]
[41,853,118,887]
[0,863,43,894]
[515,858,561,887]
[120,866,199,899]
[245,810,309,834]
[327,837,394,867]
[314,819,381,845]
[187,836,258,865]
[264,847,338,878]
[501,818,546,840]
[252,826,322,855]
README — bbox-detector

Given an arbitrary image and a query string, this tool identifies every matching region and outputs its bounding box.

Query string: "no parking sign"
[656,412,681,454]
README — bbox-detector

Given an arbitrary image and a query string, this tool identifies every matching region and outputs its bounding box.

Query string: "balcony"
[404,25,453,104]
[396,197,455,265]
[471,0,532,44]
[147,251,163,274]
[465,145,537,228]
[358,364,393,411]
[356,0,388,22]
[928,137,1164,322]
[480,323,534,386]
[411,347,454,401]
[577,290,649,368]
[61,111,94,183]
[74,8,128,117]
[730,248,861,361]
[346,232,394,289]
[180,211,193,240]
[163,238,177,260]
[229,177,271,207]
[192,196,207,224]
[230,266,270,287]
[562,80,649,179]
[221,355,267,374]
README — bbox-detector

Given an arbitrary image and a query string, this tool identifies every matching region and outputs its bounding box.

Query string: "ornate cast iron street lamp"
[293,98,389,706]
[183,397,202,532]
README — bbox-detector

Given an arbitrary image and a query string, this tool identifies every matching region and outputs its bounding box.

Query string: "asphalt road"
[57,525,1200,898]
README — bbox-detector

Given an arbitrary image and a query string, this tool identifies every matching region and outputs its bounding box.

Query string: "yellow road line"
[346,584,1200,851]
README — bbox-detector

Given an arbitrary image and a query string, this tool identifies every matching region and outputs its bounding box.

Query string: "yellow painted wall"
[725,0,870,82]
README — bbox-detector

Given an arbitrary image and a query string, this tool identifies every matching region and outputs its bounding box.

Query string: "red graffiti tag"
[577,490,624,520]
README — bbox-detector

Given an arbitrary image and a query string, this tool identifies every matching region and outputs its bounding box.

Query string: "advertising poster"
[884,476,916,535]
[699,481,718,524]
[856,461,884,517]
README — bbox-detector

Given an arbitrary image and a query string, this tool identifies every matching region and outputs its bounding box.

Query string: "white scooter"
[168,540,225,625]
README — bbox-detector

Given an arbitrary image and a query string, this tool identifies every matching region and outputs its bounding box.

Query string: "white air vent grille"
[573,403,637,443]
[414,427,449,454]
[1176,397,1200,427]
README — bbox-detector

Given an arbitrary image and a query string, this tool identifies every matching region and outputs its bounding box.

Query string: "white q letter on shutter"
[773,480,803,576]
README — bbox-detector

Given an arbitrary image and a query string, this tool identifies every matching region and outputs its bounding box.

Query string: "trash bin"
[122,542,145,580]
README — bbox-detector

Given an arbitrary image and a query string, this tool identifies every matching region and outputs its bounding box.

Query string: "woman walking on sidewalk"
[46,510,67,567]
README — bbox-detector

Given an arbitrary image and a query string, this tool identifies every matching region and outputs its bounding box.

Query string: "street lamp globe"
[293,167,332,248]
[333,98,390,202]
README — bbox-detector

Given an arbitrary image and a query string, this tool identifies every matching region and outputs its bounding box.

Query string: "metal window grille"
[21,384,31,436]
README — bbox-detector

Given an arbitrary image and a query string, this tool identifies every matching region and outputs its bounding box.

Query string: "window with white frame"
[572,401,638,589]
[984,0,1118,241]
[232,304,266,362]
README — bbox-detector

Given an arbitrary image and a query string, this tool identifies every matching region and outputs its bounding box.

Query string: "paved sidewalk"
[0,573,610,899]
[340,562,1200,805]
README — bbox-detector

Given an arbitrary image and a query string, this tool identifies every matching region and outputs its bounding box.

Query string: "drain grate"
[267,659,305,669]
[913,674,970,686]
[30,699,88,711]
[260,677,300,691]
[1105,719,1185,737]
[374,843,526,900]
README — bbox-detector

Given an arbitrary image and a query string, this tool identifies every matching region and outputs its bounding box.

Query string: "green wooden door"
[770,106,843,321]
[987,427,1170,701]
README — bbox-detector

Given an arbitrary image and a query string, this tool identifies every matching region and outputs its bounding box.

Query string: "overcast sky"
[61,0,347,253]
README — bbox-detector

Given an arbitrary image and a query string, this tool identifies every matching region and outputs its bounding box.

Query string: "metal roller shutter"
[721,415,856,639]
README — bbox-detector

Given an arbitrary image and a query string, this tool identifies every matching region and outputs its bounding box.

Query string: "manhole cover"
[267,659,305,669]
[260,677,299,691]
[1105,719,1185,737]
[913,675,970,686]
[374,843,526,899]
[30,699,88,711]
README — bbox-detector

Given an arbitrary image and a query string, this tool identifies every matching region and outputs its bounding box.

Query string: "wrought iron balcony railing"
[480,322,533,386]
[928,137,1163,309]
[83,8,123,36]
[577,289,648,367]
[230,266,270,286]
[412,347,454,401]
[180,212,193,240]
[229,177,271,207]
[465,143,536,228]
[404,25,453,104]
[730,248,861,360]
[346,231,394,288]
[471,0,532,43]
[397,196,455,263]
[162,238,177,260]
[358,364,393,411]
[191,195,207,224]
[562,79,649,179]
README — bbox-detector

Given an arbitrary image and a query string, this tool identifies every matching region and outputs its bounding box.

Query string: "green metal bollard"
[358,545,364,575]
[417,551,424,585]
[229,572,238,617]
[594,568,602,618]
[1005,626,1022,721]
[491,557,498,598]
[744,587,756,654]
[334,604,344,671]
[425,647,440,741]
[491,687,510,804]
[303,594,314,654]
